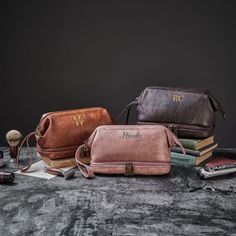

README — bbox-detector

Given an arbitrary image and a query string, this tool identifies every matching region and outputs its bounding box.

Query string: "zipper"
[90,162,170,167]
[167,124,178,136]
[166,123,214,131]
[166,123,213,137]
[37,144,79,153]
[90,162,170,175]
[145,86,211,95]
[138,122,214,130]
[40,107,103,123]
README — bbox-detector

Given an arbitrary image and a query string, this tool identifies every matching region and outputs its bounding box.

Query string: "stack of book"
[171,136,218,166]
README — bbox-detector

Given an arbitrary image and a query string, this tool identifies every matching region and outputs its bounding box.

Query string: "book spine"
[171,147,199,156]
[171,152,196,165]
[179,140,197,150]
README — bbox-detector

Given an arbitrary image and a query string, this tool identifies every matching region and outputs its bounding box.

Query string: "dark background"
[0,0,235,146]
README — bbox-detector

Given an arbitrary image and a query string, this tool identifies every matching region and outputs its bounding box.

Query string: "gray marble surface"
[0,147,236,236]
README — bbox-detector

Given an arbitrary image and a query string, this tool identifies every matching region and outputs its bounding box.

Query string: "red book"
[206,157,236,176]
[206,157,236,167]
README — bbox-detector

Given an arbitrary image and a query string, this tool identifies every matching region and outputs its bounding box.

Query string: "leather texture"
[119,87,225,138]
[36,107,113,159]
[75,125,185,178]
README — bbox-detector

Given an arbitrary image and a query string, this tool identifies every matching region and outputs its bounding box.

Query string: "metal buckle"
[125,163,134,176]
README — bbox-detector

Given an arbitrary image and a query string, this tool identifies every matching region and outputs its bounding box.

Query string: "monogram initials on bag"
[173,94,184,102]
[73,115,84,126]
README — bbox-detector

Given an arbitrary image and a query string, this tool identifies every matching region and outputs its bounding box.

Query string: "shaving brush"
[6,130,22,159]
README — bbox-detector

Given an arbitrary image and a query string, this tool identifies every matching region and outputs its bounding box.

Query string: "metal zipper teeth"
[90,162,170,167]
[40,107,103,122]
[37,144,79,152]
[166,123,214,130]
[146,86,210,94]
[138,122,213,130]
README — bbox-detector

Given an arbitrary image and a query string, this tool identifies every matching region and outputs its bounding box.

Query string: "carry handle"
[75,144,94,178]
[16,131,37,172]
[165,128,186,155]
[116,100,138,125]
[209,95,226,120]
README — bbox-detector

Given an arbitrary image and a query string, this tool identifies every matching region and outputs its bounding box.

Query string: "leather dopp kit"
[16,86,226,177]
[75,125,185,178]
[119,86,225,138]
[17,107,113,171]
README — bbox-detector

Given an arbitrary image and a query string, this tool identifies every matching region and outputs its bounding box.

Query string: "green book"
[171,143,218,156]
[171,151,212,166]
[179,136,214,150]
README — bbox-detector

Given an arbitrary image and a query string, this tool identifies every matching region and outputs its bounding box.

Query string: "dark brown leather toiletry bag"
[118,86,226,138]
[75,125,184,178]
[17,107,113,172]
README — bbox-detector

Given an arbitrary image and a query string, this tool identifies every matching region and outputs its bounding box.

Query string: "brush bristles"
[6,130,22,146]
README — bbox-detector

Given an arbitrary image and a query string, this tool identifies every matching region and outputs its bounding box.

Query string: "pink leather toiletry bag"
[75,125,185,178]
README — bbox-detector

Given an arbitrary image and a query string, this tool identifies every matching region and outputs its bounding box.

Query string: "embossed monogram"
[173,94,184,102]
[121,131,141,139]
[73,115,84,126]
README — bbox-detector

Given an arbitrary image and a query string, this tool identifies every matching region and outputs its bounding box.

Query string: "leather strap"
[116,100,138,124]
[75,145,94,178]
[165,128,186,155]
[16,131,37,172]
[209,95,226,120]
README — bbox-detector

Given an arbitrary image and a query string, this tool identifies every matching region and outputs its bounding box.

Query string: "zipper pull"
[125,163,134,176]
[173,125,178,136]
[167,124,178,136]
[83,140,90,157]
[167,124,173,132]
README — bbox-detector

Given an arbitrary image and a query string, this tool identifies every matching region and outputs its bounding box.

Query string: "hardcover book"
[171,151,213,166]
[205,157,236,168]
[171,143,218,156]
[179,136,214,150]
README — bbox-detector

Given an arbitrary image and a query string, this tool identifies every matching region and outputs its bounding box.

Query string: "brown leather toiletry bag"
[75,125,185,178]
[17,107,113,172]
[118,86,226,138]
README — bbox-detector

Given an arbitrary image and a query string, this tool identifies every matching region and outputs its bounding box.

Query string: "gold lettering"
[173,95,184,102]
[73,115,84,127]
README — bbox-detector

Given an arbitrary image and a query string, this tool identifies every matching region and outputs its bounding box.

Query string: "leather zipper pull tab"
[116,101,138,124]
[173,125,178,136]
[83,139,90,157]
[125,163,134,176]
